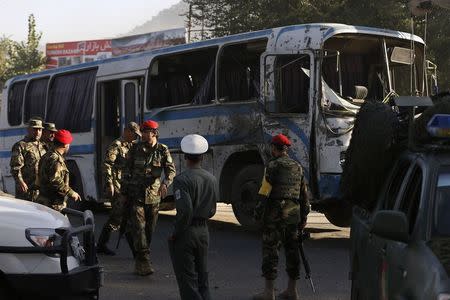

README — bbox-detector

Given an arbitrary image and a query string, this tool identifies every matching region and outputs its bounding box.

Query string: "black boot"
[97,226,116,256]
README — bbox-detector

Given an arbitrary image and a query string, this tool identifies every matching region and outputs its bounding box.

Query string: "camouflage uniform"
[10,136,46,201]
[35,149,77,212]
[123,141,176,267]
[97,138,133,248]
[42,142,53,152]
[259,155,310,280]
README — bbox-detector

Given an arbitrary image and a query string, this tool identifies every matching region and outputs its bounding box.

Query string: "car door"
[385,162,426,298]
[354,158,413,299]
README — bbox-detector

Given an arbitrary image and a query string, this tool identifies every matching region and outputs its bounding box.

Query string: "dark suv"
[350,149,450,300]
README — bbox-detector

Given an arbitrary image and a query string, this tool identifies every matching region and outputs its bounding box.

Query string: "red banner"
[46,40,112,57]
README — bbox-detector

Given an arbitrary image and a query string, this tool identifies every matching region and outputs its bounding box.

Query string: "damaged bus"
[0,23,429,227]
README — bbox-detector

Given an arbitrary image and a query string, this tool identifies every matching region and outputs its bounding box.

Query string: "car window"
[434,168,450,236]
[398,166,423,234]
[382,160,412,210]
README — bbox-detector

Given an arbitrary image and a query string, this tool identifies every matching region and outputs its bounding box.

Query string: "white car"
[0,196,102,299]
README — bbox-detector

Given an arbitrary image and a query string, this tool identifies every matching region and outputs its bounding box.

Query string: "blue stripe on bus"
[0,144,95,158]
[69,144,95,155]
[277,118,310,150]
[160,134,231,149]
[0,128,26,137]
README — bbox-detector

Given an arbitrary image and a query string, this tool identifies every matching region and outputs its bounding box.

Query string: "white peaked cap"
[181,134,209,154]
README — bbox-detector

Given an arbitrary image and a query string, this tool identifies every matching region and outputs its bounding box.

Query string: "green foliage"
[0,14,45,85]
[183,0,449,90]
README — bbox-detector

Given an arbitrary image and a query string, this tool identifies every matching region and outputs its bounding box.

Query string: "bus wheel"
[231,164,264,230]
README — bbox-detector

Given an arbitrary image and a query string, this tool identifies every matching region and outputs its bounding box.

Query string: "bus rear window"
[8,81,26,126]
[24,78,48,121]
[47,69,97,133]
[434,169,450,236]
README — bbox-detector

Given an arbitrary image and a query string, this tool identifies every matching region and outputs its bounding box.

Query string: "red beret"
[54,129,73,144]
[141,120,159,131]
[271,134,291,146]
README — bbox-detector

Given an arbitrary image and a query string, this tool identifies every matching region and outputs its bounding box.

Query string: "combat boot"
[134,258,154,276]
[279,278,299,300]
[253,279,275,300]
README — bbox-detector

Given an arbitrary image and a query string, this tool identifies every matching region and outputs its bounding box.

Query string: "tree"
[0,14,45,85]
[183,0,450,90]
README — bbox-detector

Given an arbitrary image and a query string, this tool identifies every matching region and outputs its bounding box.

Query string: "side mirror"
[370,210,409,243]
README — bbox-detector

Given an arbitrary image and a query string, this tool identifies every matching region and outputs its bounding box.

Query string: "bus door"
[261,52,314,177]
[120,80,141,131]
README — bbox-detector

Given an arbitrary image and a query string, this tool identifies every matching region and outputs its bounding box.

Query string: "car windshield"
[434,169,450,236]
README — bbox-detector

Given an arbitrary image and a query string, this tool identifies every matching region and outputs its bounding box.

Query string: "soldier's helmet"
[180,134,208,155]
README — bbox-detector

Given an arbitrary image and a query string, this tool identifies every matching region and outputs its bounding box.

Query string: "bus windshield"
[322,35,424,103]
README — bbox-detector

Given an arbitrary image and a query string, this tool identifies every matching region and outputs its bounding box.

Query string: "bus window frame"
[23,76,50,122]
[7,80,27,127]
[46,67,98,133]
[262,50,314,117]
[215,38,268,103]
[145,46,219,111]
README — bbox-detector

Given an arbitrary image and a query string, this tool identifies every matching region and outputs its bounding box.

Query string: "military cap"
[181,134,208,154]
[141,120,159,131]
[27,118,44,129]
[271,134,291,146]
[54,129,73,144]
[126,121,142,137]
[43,122,58,132]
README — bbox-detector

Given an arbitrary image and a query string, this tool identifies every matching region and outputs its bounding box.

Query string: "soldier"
[169,134,218,300]
[35,129,81,212]
[253,134,310,300]
[42,122,58,151]
[123,119,176,276]
[10,118,46,201]
[97,122,141,256]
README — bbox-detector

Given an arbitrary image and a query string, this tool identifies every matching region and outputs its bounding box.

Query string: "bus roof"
[6,23,424,85]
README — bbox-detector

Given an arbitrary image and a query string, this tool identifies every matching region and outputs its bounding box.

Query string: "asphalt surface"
[93,204,350,300]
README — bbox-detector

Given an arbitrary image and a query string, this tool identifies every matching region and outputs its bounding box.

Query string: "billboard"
[111,28,186,56]
[45,28,187,69]
[45,39,112,69]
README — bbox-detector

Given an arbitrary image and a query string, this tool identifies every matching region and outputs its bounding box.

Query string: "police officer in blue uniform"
[169,134,218,300]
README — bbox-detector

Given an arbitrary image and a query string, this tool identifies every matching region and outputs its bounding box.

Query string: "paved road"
[94,204,350,300]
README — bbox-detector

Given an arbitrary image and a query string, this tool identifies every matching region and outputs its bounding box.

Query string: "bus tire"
[340,101,400,211]
[231,164,264,230]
